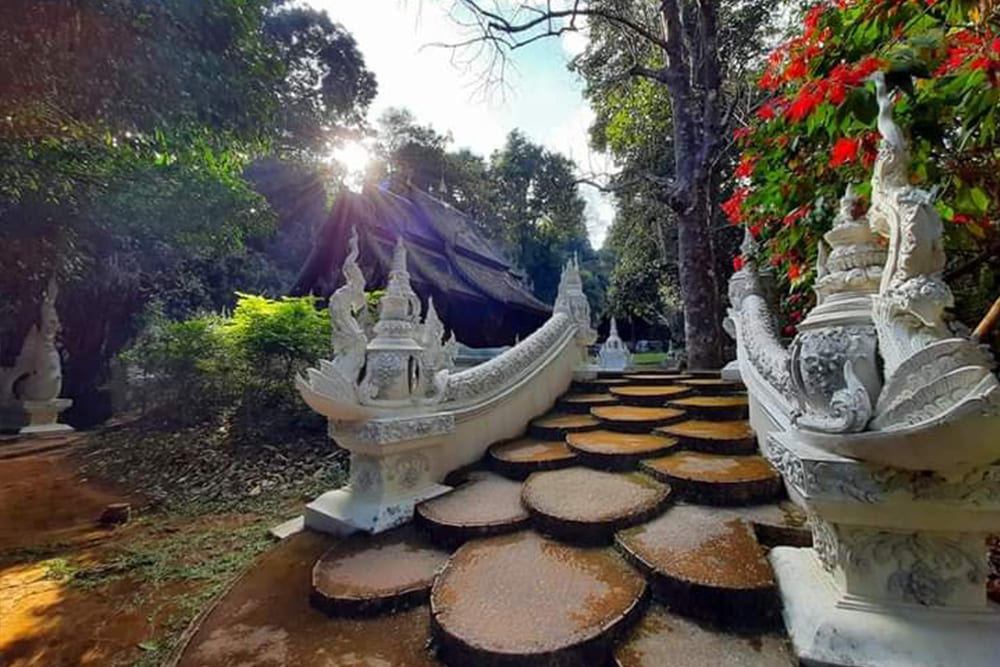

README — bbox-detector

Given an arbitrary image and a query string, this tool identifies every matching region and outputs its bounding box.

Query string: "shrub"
[124,294,330,431]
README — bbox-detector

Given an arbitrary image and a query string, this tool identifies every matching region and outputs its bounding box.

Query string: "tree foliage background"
[0,0,377,423]
[364,108,603,308]
[446,0,784,366]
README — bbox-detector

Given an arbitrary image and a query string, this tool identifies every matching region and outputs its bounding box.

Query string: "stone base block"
[720,360,741,382]
[304,483,452,536]
[0,399,73,437]
[771,547,1000,667]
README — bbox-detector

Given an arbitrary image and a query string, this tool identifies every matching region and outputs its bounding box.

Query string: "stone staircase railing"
[727,72,1000,667]
[296,241,595,535]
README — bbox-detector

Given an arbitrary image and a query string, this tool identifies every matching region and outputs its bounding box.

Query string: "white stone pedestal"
[0,398,74,437]
[772,548,1000,667]
[304,414,456,535]
[765,431,1000,667]
[305,482,451,535]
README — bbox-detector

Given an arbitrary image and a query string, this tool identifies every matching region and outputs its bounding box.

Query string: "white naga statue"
[728,72,1000,667]
[732,72,999,447]
[1,279,64,403]
[303,231,458,420]
[0,278,74,434]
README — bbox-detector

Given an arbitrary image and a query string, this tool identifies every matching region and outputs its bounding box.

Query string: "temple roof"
[292,184,551,346]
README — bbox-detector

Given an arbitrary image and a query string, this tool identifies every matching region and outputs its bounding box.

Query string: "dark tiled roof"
[292,185,551,345]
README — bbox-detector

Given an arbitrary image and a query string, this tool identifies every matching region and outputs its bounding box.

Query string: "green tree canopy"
[0,0,377,421]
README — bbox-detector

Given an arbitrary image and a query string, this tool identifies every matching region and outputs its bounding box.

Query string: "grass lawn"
[631,351,672,365]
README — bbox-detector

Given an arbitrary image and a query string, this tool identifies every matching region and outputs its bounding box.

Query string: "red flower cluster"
[733,256,745,271]
[721,188,751,224]
[735,153,757,179]
[783,205,811,226]
[830,136,861,167]
[734,126,754,141]
[935,29,1000,84]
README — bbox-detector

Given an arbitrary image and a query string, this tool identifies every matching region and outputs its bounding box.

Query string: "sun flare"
[331,140,371,189]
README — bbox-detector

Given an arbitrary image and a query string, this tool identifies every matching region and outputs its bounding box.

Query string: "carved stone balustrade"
[298,246,594,534]
[728,72,1000,667]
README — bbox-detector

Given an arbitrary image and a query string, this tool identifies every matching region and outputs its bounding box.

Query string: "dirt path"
[0,434,285,667]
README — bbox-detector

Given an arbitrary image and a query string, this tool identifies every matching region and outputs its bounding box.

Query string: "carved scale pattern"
[442,313,574,404]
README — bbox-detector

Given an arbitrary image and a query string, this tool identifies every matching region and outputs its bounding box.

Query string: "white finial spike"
[391,236,407,274]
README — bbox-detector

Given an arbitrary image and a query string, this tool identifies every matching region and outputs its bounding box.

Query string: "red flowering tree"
[727,0,1000,334]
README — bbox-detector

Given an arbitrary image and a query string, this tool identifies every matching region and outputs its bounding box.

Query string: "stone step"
[487,436,578,479]
[416,473,530,547]
[724,502,811,548]
[529,413,601,440]
[522,467,672,543]
[609,385,693,406]
[640,452,783,506]
[684,369,723,378]
[614,606,795,667]
[566,429,681,470]
[615,505,778,628]
[557,392,621,413]
[667,395,749,420]
[677,378,745,395]
[310,525,449,616]
[572,377,631,393]
[591,406,687,433]
[622,373,693,385]
[654,420,757,455]
[430,531,648,667]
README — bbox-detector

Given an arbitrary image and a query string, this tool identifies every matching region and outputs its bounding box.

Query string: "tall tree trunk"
[675,196,722,369]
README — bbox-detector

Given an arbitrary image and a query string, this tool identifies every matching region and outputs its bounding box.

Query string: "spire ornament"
[359,238,424,404]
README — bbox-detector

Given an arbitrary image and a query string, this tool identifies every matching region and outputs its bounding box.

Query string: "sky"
[310,0,616,248]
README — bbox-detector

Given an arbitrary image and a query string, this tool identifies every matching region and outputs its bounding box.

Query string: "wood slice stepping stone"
[487,436,578,478]
[416,473,530,546]
[615,505,777,628]
[522,467,671,542]
[566,430,681,470]
[622,373,693,385]
[430,531,648,666]
[640,452,782,506]
[677,378,745,395]
[655,420,756,455]
[591,406,687,433]
[609,385,693,406]
[529,413,600,440]
[614,606,795,667]
[667,395,749,420]
[558,392,621,413]
[311,525,448,616]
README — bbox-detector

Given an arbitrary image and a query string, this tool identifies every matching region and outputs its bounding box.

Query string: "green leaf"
[138,641,159,652]
[969,187,989,215]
